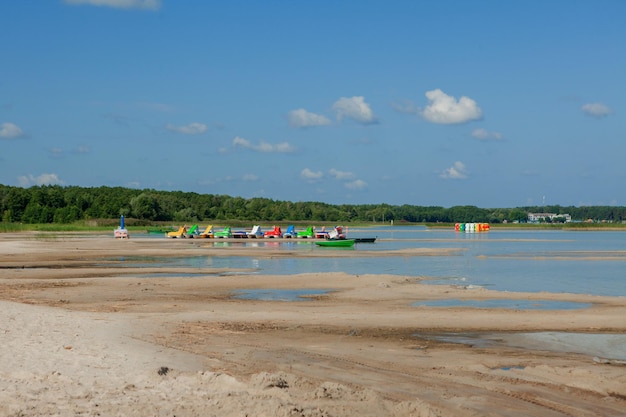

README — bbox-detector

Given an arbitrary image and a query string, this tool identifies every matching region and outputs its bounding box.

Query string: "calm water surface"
[148,227,626,297]
[143,228,626,359]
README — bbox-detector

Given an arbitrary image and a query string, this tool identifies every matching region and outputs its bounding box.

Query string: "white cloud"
[344,179,367,190]
[440,161,469,180]
[242,174,258,181]
[274,142,295,153]
[17,173,64,187]
[581,102,611,118]
[420,89,482,124]
[471,128,503,141]
[329,168,355,180]
[233,137,250,147]
[0,122,25,139]
[232,136,295,153]
[165,122,208,135]
[288,109,331,128]
[301,168,323,180]
[332,96,377,124]
[63,0,161,10]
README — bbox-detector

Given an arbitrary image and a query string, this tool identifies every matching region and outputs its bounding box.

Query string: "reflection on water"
[204,240,316,249]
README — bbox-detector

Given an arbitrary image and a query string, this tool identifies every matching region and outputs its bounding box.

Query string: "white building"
[528,213,572,223]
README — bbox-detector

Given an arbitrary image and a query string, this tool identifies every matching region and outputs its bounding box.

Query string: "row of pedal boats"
[155,224,376,247]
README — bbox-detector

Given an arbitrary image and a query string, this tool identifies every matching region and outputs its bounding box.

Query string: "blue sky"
[1,0,624,208]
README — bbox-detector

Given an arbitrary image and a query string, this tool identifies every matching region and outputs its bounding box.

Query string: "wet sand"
[1,233,625,416]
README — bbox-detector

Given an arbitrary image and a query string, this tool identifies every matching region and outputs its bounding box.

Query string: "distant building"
[528,213,572,223]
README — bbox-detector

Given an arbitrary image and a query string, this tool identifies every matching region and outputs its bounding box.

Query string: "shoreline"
[1,234,625,416]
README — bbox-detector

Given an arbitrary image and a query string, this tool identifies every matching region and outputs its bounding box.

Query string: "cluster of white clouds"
[232,136,295,153]
[300,168,367,190]
[63,0,160,11]
[440,161,469,180]
[391,89,483,125]
[300,168,323,180]
[581,102,611,118]
[113,89,613,194]
[288,96,377,128]
[6,30,613,194]
[419,89,483,125]
[328,168,355,180]
[389,89,480,182]
[17,173,63,187]
[0,122,24,139]
[289,89,484,129]
[344,179,367,190]
[165,124,298,155]
[287,109,332,128]
[57,0,615,195]
[165,122,208,135]
[333,96,377,124]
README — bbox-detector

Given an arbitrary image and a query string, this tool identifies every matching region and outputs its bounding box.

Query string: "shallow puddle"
[421,332,626,361]
[412,299,591,310]
[231,288,330,301]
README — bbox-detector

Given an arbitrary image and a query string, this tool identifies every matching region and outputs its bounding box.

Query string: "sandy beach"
[1,233,625,416]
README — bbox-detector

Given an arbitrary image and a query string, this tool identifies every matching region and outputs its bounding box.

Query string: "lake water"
[163,227,625,297]
[145,227,626,359]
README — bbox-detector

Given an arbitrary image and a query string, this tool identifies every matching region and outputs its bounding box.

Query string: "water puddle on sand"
[421,332,626,361]
[231,289,331,301]
[493,365,525,371]
[412,299,591,310]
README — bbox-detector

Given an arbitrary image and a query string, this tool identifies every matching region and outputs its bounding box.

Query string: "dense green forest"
[1,184,625,225]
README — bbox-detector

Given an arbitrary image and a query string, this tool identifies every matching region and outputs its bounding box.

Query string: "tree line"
[1,184,625,225]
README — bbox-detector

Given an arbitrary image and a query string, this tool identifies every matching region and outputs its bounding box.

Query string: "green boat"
[315,239,355,248]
